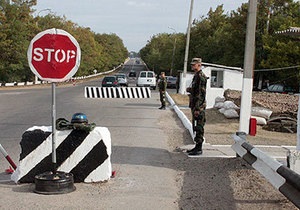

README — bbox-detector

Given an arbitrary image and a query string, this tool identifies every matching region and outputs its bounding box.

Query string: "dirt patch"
[170,94,190,106]
[159,94,298,209]
[169,93,297,146]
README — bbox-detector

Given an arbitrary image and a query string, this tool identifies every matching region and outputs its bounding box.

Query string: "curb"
[165,92,195,140]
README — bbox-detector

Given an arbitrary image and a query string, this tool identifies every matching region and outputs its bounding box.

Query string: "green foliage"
[0,0,128,82]
[0,1,36,82]
[94,33,128,70]
[257,0,300,87]
[140,33,185,76]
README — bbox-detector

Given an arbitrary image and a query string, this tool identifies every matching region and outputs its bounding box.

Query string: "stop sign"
[28,28,81,82]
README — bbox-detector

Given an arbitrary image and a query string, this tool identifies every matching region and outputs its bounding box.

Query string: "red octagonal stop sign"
[28,28,81,82]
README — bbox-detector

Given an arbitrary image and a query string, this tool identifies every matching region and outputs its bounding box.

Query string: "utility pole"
[179,0,194,94]
[168,27,177,76]
[239,0,258,134]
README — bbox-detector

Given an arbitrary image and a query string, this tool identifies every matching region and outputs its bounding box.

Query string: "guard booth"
[178,63,243,108]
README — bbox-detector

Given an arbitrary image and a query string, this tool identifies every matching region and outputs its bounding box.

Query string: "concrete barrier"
[5,82,15,87]
[85,87,151,99]
[232,133,300,208]
[11,126,111,183]
[17,82,25,86]
[165,92,195,141]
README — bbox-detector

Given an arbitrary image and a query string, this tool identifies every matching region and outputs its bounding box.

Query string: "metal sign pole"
[52,82,56,173]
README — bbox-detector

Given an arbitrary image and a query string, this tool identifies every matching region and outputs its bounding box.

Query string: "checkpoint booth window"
[211,70,223,88]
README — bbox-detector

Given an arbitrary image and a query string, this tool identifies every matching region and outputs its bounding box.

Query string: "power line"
[254,65,300,72]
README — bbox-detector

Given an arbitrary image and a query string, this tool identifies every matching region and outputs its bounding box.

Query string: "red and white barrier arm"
[0,144,17,170]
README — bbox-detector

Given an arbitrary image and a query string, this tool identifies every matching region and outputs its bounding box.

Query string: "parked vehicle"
[101,76,120,87]
[128,71,137,78]
[136,71,156,90]
[166,76,177,88]
[262,84,296,94]
[115,73,128,87]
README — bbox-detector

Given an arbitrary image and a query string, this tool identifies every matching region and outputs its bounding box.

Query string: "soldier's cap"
[190,58,202,65]
[161,72,165,75]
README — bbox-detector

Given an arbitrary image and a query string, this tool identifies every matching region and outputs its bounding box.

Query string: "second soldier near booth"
[158,72,167,110]
[186,58,207,156]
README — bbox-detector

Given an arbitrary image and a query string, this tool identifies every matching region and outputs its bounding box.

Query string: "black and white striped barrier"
[85,86,151,99]
[232,133,300,208]
[11,126,111,183]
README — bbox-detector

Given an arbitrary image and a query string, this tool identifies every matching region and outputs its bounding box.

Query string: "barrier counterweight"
[232,133,300,208]
[11,126,111,183]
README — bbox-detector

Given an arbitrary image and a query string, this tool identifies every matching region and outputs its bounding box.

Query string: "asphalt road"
[0,59,180,209]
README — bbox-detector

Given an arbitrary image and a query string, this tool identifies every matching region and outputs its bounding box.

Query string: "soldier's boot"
[187,136,203,153]
[187,144,197,153]
[159,105,166,110]
[188,142,203,156]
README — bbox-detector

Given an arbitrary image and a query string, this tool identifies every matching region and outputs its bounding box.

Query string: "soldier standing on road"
[158,72,167,110]
[186,58,207,156]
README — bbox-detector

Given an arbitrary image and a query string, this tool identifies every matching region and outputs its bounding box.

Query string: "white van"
[136,71,156,90]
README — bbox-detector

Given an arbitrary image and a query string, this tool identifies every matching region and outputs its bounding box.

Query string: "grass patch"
[169,93,189,106]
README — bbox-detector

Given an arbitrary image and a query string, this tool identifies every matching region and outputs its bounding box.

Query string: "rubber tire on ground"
[34,171,76,195]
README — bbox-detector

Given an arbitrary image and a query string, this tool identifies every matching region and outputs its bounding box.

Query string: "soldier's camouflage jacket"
[158,77,167,92]
[188,70,207,111]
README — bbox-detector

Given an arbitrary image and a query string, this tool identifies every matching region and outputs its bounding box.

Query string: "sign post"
[51,83,56,172]
[28,28,81,194]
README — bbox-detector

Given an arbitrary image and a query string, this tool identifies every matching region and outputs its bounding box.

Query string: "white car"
[136,71,156,90]
[115,73,128,87]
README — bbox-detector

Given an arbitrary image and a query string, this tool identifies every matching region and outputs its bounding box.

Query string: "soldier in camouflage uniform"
[186,58,207,155]
[158,72,167,110]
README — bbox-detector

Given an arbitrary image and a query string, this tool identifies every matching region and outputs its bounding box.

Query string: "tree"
[259,0,300,88]
[0,0,37,82]
[94,33,128,70]
[0,0,128,82]
[140,1,299,90]
[140,33,186,75]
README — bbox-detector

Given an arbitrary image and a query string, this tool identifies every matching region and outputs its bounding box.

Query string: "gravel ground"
[159,93,298,210]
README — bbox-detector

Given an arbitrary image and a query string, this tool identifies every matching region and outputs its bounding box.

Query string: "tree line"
[140,0,300,90]
[0,0,128,83]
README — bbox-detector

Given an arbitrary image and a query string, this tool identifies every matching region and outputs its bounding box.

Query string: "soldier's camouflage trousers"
[192,109,206,144]
[160,91,166,106]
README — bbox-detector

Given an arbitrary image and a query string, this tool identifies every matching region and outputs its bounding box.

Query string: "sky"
[33,0,249,52]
